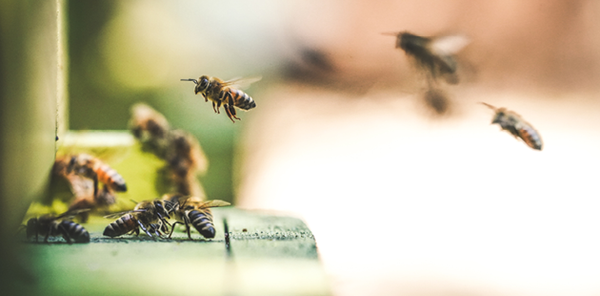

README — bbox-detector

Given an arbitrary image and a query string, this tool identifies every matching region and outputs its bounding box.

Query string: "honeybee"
[181,75,260,122]
[384,31,469,84]
[481,102,543,150]
[66,153,127,197]
[68,184,117,222]
[25,210,90,243]
[165,130,208,197]
[103,199,174,238]
[129,103,171,158]
[164,194,230,240]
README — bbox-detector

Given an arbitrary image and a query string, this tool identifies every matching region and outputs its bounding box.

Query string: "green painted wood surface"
[21,208,330,296]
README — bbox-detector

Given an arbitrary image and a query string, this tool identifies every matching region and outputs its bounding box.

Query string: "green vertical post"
[0,0,66,294]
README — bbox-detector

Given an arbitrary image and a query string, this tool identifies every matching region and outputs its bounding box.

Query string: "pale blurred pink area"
[106,0,600,294]
[232,1,600,295]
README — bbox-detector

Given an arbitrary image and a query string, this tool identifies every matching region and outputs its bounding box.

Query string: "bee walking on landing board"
[181,75,260,122]
[164,194,230,240]
[481,102,543,151]
[103,199,174,238]
[24,210,90,244]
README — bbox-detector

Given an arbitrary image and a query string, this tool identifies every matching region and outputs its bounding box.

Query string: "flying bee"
[181,75,260,122]
[66,153,127,197]
[103,199,174,238]
[383,31,470,84]
[481,102,543,150]
[164,194,230,240]
[24,210,90,244]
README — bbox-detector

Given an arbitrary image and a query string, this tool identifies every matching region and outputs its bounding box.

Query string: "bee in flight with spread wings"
[181,75,260,122]
[383,31,470,84]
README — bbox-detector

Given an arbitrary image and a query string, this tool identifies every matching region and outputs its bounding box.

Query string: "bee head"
[26,218,37,238]
[491,111,505,124]
[66,156,78,173]
[399,32,429,53]
[154,200,171,219]
[195,76,211,94]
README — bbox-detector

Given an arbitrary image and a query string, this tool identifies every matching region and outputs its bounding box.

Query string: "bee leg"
[228,104,240,121]
[93,175,99,198]
[182,215,193,240]
[167,221,182,239]
[136,220,153,237]
[44,229,51,244]
[57,224,73,244]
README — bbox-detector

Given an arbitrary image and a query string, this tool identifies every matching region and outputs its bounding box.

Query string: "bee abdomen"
[59,220,90,243]
[103,214,136,237]
[96,164,127,192]
[188,210,216,238]
[228,89,256,110]
[518,126,543,150]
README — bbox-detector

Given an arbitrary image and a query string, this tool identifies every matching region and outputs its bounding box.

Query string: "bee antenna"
[130,199,138,205]
[381,32,400,36]
[479,102,497,110]
[180,78,198,85]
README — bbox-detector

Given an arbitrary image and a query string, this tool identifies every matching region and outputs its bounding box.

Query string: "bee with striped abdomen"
[181,75,260,122]
[481,102,543,151]
[164,194,230,240]
[66,153,127,197]
[384,31,470,84]
[25,210,90,243]
[103,199,174,238]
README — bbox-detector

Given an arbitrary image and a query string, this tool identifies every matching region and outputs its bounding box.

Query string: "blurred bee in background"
[24,210,90,244]
[481,102,543,150]
[165,130,207,197]
[66,153,127,198]
[164,194,230,240]
[129,103,171,159]
[181,75,260,122]
[103,199,174,238]
[51,155,121,222]
[384,31,470,84]
[384,31,470,116]
[422,87,451,115]
[129,104,208,197]
[67,184,117,222]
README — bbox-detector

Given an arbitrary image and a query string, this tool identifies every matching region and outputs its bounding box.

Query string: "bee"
[66,153,127,197]
[481,102,543,150]
[25,210,90,243]
[165,194,230,240]
[129,103,171,158]
[384,31,469,84]
[165,130,208,197]
[68,184,117,222]
[103,199,174,238]
[181,75,260,122]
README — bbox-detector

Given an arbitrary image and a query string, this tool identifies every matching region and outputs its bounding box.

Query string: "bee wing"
[103,209,146,219]
[429,34,470,56]
[197,200,231,209]
[221,76,262,90]
[66,174,94,197]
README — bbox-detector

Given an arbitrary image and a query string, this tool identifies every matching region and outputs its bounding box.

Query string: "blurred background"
[8,0,600,295]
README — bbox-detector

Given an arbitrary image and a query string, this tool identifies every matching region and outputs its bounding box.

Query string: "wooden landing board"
[20,207,330,296]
